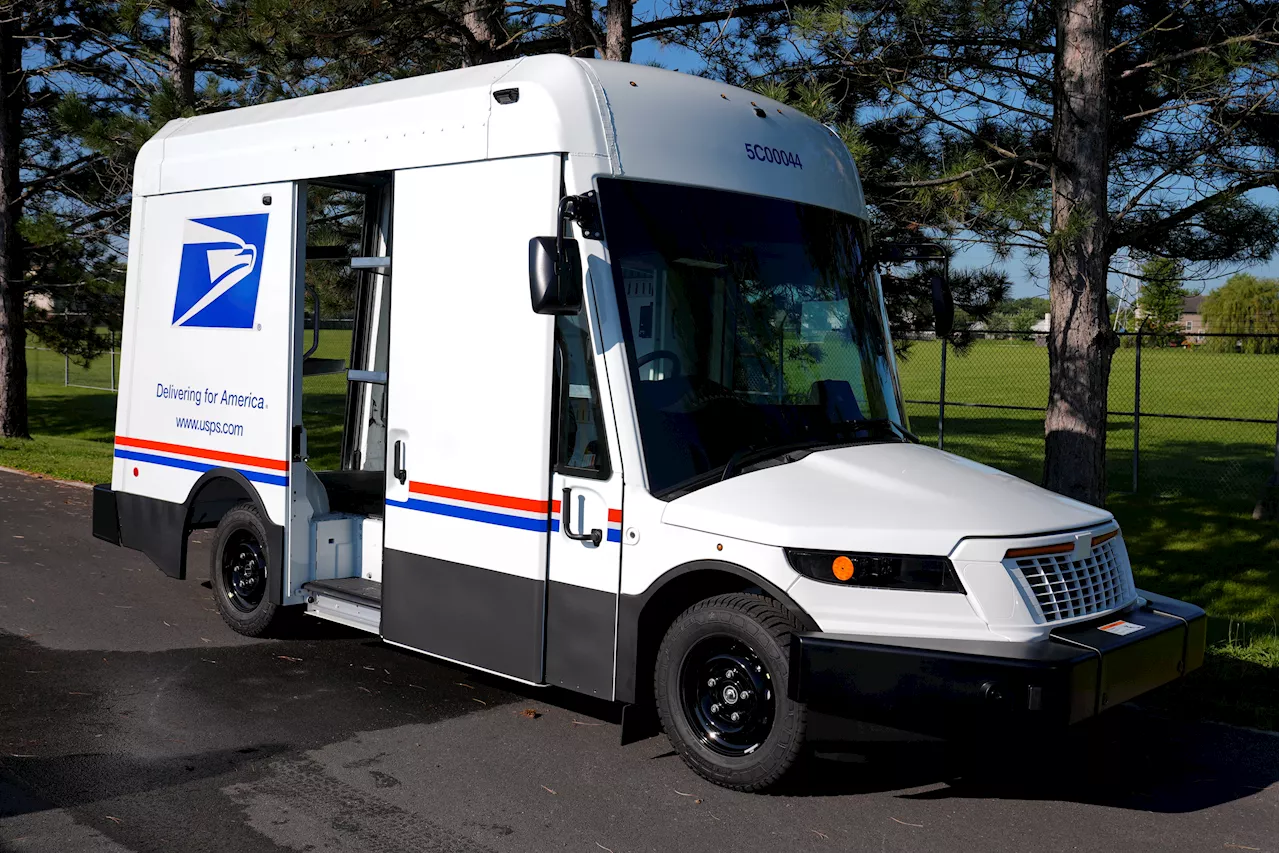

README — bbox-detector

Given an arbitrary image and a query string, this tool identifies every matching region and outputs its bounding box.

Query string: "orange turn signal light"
[831,555,855,581]
[1091,529,1119,547]
[1004,541,1074,559]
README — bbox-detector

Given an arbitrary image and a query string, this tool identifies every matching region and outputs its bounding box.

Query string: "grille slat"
[1013,538,1130,623]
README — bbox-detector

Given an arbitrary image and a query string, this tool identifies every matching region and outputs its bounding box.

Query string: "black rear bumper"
[789,590,1205,735]
[92,483,121,545]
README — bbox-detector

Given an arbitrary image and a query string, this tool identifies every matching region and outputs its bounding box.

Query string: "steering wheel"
[683,377,752,412]
[637,349,683,377]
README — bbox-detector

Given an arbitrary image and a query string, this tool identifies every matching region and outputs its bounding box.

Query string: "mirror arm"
[559,192,602,242]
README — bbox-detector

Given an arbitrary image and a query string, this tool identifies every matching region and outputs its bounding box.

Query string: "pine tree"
[0,1,161,438]
[753,0,1277,504]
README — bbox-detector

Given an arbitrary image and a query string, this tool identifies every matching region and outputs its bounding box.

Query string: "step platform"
[303,577,382,633]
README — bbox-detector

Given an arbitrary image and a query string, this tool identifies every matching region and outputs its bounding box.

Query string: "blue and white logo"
[171,214,269,328]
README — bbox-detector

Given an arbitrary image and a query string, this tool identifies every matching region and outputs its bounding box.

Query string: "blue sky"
[629,18,1278,301]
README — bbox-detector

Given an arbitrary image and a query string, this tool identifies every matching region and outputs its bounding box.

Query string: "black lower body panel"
[381,550,544,683]
[92,484,121,545]
[114,489,189,579]
[789,590,1206,736]
[545,581,616,697]
[95,484,285,603]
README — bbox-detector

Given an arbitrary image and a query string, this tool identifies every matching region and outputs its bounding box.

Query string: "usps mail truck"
[93,55,1206,791]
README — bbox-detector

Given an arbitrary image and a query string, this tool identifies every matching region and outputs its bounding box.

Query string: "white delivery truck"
[93,55,1205,791]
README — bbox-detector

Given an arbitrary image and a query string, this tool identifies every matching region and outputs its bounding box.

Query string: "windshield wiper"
[720,438,850,484]
[838,418,920,444]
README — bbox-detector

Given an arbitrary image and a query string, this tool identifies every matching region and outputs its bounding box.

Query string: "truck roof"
[134,56,865,219]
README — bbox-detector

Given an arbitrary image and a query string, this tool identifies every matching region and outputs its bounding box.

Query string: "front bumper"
[789,590,1205,734]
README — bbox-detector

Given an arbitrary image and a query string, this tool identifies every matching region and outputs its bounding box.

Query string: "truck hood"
[661,443,1111,555]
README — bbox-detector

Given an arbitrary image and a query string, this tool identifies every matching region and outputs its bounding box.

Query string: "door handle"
[561,487,602,547]
[393,440,407,485]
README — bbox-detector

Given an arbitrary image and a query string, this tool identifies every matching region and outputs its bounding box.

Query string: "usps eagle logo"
[171,214,269,328]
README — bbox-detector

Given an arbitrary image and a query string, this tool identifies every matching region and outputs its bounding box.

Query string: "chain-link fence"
[25,331,121,391]
[27,319,1277,503]
[897,330,1279,502]
[25,321,356,393]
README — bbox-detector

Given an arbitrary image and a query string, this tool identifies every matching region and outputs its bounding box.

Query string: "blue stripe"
[607,528,622,543]
[114,449,288,487]
[387,497,555,532]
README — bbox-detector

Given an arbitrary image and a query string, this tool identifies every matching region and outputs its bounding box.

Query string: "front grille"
[1012,538,1132,623]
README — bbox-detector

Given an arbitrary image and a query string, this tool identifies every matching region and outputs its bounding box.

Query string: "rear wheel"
[655,593,807,791]
[211,503,285,636]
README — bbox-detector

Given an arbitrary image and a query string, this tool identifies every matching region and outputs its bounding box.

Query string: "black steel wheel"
[655,593,807,791]
[679,637,775,757]
[221,529,267,613]
[210,502,286,636]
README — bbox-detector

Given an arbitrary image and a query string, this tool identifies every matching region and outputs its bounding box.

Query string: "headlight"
[784,548,963,592]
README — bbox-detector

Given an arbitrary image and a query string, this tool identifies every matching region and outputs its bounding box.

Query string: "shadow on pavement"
[0,746,292,818]
[782,707,1277,813]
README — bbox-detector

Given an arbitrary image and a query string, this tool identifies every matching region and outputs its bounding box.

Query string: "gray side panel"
[382,550,545,682]
[545,581,616,697]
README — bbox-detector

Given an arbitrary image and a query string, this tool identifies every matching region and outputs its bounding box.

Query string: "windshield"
[596,178,908,498]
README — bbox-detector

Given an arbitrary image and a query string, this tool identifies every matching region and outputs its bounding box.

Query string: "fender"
[113,468,286,603]
[613,559,818,704]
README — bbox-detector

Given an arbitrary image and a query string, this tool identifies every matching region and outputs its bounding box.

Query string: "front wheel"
[654,593,807,791]
[210,503,286,636]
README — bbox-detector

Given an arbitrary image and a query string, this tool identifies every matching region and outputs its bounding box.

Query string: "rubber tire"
[210,503,284,637]
[654,593,807,792]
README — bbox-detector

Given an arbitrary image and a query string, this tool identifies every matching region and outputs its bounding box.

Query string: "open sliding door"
[380,156,561,681]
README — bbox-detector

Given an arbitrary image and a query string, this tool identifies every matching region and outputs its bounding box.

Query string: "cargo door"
[380,156,560,682]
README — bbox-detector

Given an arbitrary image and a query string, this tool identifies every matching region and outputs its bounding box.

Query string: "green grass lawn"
[3,332,1276,728]
[900,338,1277,498]
[0,384,119,483]
[300,329,355,471]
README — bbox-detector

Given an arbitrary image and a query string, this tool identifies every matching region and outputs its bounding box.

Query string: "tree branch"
[1118,33,1276,80]
[631,2,793,38]
[870,151,1051,189]
[1110,176,1279,251]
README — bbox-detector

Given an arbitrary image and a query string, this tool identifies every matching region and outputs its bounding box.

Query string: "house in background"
[1129,293,1207,342]
[1180,294,1206,341]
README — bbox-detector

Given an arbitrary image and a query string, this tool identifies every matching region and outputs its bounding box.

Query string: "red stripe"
[115,435,288,471]
[406,482,619,521]
[410,481,552,514]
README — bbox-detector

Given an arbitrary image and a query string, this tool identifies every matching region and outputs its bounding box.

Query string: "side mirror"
[529,236,583,315]
[931,273,954,337]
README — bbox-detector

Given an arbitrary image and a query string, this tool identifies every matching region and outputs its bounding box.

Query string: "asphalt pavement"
[0,468,1275,853]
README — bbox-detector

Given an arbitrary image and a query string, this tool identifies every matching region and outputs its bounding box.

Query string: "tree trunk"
[604,0,633,61]
[461,0,500,66]
[565,0,596,57]
[1043,0,1115,506]
[0,13,28,439]
[169,1,196,111]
